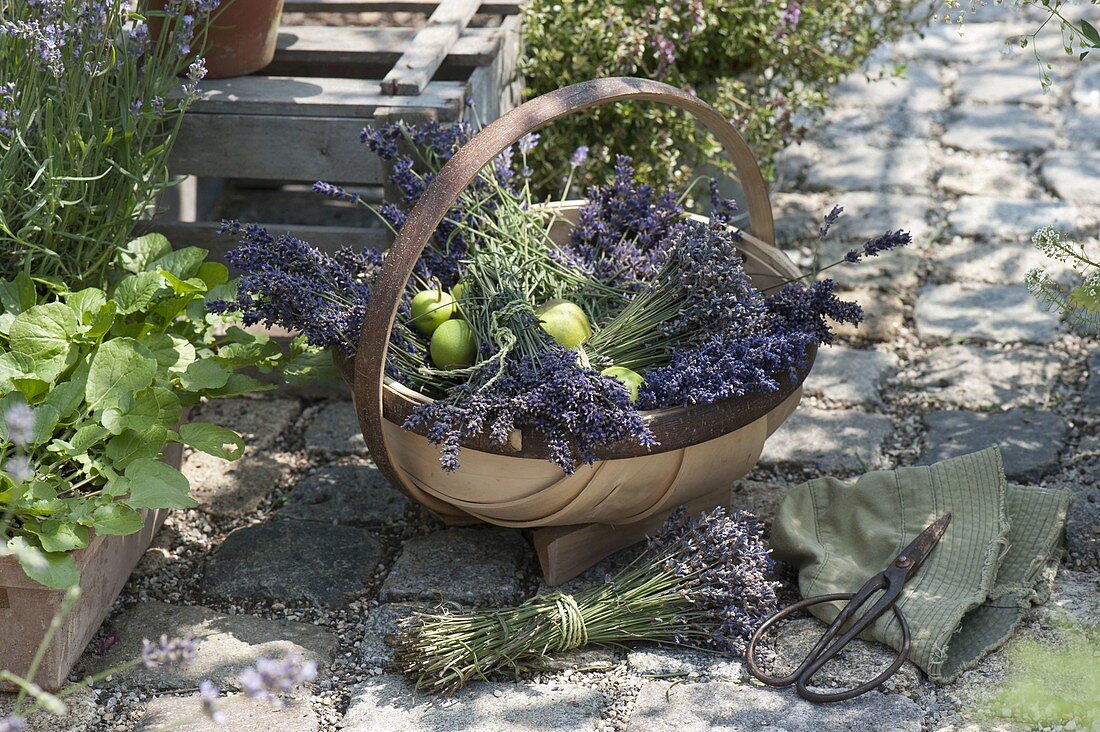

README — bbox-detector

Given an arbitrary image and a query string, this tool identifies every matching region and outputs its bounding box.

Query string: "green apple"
[601,366,644,403]
[451,281,467,318]
[535,299,592,349]
[410,288,455,336]
[430,319,477,369]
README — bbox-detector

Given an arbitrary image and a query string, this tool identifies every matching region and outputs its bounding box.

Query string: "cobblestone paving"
[9,15,1100,732]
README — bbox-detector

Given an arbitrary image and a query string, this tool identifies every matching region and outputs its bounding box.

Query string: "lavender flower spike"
[844,229,912,263]
[239,654,318,709]
[0,715,25,732]
[819,204,844,239]
[141,635,197,668]
[199,680,227,726]
[4,402,35,447]
[569,145,589,168]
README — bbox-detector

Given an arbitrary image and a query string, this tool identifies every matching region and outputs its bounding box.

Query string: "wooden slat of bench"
[380,0,481,95]
[170,113,387,183]
[283,0,521,14]
[274,25,500,71]
[180,76,466,117]
[150,220,392,258]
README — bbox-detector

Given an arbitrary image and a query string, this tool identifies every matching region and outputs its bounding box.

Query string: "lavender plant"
[392,507,778,694]
[0,0,219,286]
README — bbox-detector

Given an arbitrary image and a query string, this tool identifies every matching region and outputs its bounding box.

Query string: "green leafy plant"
[519,0,911,191]
[0,234,298,588]
[1026,226,1100,332]
[0,0,219,286]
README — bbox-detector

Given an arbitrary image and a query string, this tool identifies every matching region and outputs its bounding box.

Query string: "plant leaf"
[119,233,172,273]
[7,536,80,588]
[123,458,197,509]
[178,422,245,460]
[197,261,229,287]
[31,520,90,553]
[1080,19,1100,46]
[105,425,168,469]
[9,302,79,382]
[86,338,158,409]
[179,358,230,392]
[0,351,36,391]
[66,287,107,322]
[68,423,111,453]
[112,271,164,315]
[151,247,208,279]
[90,503,145,536]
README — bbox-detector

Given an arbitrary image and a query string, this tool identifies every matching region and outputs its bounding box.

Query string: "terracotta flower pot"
[146,0,284,79]
[201,0,284,78]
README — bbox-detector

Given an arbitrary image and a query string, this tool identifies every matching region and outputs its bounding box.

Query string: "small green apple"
[535,299,592,349]
[430,319,477,369]
[410,288,455,336]
[451,281,467,318]
[601,366,644,402]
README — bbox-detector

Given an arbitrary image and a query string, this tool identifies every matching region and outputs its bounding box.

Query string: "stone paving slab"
[342,674,605,731]
[304,401,365,455]
[1083,350,1100,410]
[831,62,945,111]
[1073,62,1100,107]
[1062,481,1100,571]
[0,687,98,732]
[920,409,1068,482]
[807,233,923,289]
[77,601,336,690]
[808,106,936,147]
[205,520,384,608]
[760,407,892,473]
[1040,569,1100,626]
[627,646,745,681]
[937,238,1057,285]
[1065,108,1100,147]
[947,196,1085,238]
[905,344,1061,409]
[359,603,419,668]
[730,479,790,526]
[937,152,1037,199]
[801,140,936,194]
[914,283,1060,344]
[803,346,897,407]
[138,692,319,731]
[941,105,1058,152]
[771,191,931,245]
[184,449,300,517]
[626,680,923,732]
[379,527,530,605]
[276,464,410,526]
[1041,150,1100,204]
[953,59,1053,105]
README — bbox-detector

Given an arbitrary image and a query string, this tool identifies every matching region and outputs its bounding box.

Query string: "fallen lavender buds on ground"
[391,506,778,694]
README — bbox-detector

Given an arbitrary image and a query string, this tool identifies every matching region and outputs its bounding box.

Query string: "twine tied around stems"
[548,593,588,651]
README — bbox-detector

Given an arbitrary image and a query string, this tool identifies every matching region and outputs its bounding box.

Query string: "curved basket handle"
[353,77,775,518]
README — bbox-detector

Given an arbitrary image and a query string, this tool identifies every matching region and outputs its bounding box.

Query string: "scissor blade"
[894,513,952,581]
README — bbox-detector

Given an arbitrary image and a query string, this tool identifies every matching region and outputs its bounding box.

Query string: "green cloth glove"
[771,447,1072,683]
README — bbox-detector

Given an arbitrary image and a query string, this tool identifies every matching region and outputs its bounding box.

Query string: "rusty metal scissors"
[746,513,952,703]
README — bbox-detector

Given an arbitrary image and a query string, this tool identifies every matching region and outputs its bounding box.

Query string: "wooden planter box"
[0,443,182,691]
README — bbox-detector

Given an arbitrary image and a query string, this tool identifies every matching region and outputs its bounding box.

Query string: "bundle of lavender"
[390,507,778,694]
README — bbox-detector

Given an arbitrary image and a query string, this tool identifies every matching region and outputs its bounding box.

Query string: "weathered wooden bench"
[156,0,523,256]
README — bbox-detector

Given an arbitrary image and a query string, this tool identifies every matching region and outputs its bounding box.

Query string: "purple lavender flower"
[238,654,318,709]
[0,715,26,732]
[141,635,196,668]
[707,179,740,227]
[569,145,589,168]
[649,507,779,654]
[406,347,657,474]
[517,132,540,154]
[199,680,227,726]
[557,155,683,290]
[819,204,843,239]
[779,3,802,31]
[844,229,911,263]
[181,57,207,100]
[650,32,677,78]
[209,222,386,356]
[312,180,362,204]
[4,403,36,447]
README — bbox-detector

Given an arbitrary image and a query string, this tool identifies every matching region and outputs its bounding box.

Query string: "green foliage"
[519,0,910,191]
[0,0,212,286]
[980,620,1100,727]
[0,238,299,588]
[1026,226,1100,333]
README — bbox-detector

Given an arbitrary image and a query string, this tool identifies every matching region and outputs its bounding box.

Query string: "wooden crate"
[155,0,523,257]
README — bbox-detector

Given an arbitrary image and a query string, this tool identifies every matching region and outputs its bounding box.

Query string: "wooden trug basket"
[345,78,816,585]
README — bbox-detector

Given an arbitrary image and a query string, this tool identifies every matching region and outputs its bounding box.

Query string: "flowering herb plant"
[391,507,778,694]
[1027,226,1100,332]
[218,122,910,475]
[0,234,310,588]
[0,0,219,286]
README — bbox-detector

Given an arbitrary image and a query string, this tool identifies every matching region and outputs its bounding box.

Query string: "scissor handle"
[745,590,912,703]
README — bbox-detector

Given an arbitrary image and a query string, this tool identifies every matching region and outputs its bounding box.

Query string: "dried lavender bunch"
[391,506,778,695]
